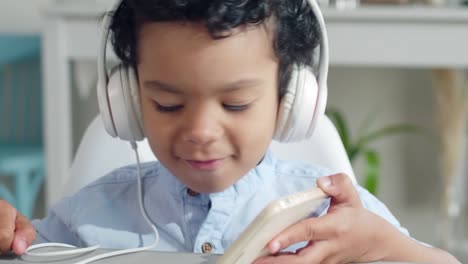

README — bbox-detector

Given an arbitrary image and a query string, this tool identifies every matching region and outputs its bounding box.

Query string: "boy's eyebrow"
[222,79,263,92]
[144,80,183,94]
[143,79,263,94]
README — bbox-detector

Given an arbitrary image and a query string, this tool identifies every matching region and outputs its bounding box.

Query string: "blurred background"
[0,0,467,262]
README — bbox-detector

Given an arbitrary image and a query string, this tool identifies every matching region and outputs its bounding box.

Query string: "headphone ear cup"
[274,67,298,141]
[274,65,318,143]
[306,81,327,138]
[107,64,145,142]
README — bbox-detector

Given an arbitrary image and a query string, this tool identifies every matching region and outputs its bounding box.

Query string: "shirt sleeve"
[31,196,81,246]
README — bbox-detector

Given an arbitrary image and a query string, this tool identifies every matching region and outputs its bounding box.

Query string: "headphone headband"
[305,0,329,137]
[97,0,125,138]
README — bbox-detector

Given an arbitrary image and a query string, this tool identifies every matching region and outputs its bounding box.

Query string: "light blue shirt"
[32,150,409,254]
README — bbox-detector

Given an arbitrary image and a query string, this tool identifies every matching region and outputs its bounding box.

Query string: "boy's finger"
[317,174,361,207]
[12,213,36,255]
[0,200,16,253]
[267,216,332,254]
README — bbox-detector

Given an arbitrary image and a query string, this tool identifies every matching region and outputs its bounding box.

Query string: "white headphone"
[97,0,329,143]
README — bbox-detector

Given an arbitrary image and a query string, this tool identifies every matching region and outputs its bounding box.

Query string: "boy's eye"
[153,102,183,113]
[223,103,250,112]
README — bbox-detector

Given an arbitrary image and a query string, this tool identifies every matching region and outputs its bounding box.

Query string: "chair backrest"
[270,115,356,182]
[65,116,155,196]
[64,115,355,196]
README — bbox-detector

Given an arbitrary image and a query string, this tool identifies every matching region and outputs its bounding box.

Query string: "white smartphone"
[217,188,329,264]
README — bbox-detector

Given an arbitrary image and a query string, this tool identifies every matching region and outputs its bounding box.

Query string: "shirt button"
[201,242,213,253]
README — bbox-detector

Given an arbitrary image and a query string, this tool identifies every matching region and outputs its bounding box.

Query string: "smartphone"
[217,188,329,264]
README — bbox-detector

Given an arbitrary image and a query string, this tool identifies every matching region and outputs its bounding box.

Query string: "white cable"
[25,243,100,257]
[24,142,160,263]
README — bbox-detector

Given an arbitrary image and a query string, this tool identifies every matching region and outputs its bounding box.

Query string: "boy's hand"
[0,200,36,255]
[254,173,393,264]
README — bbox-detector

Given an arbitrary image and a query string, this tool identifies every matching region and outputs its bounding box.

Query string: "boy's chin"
[187,178,239,194]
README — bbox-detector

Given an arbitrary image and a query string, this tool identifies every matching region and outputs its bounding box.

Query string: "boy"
[0,0,459,263]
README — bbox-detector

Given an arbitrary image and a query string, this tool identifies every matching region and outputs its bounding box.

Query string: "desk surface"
[0,250,217,264]
[0,249,418,264]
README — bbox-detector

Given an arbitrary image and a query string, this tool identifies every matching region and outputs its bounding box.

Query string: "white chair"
[64,115,355,196]
[64,116,155,196]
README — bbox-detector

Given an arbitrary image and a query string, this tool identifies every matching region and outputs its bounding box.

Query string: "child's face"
[137,22,279,193]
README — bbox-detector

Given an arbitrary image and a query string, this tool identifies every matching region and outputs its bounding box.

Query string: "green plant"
[325,108,420,195]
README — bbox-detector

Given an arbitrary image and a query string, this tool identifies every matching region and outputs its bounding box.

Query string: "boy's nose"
[181,110,223,145]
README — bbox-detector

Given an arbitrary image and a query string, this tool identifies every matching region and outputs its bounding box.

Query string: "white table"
[41,3,468,208]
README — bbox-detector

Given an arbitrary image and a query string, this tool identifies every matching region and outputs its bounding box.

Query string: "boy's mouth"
[184,158,225,170]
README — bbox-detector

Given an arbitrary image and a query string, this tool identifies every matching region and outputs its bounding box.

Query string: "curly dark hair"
[108,0,321,96]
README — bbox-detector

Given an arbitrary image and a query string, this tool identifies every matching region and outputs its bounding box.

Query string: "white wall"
[0,0,53,34]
